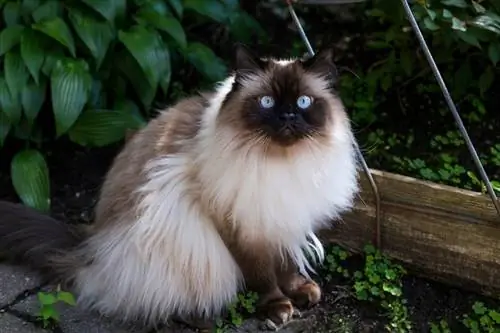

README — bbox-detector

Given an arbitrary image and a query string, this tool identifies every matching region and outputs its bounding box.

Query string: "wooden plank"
[320,169,500,298]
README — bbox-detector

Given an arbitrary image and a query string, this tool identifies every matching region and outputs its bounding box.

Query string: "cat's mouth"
[272,123,306,146]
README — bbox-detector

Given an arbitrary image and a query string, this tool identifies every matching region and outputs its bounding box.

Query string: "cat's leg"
[276,257,322,309]
[231,245,295,326]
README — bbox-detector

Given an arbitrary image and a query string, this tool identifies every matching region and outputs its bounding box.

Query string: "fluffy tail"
[0,200,85,279]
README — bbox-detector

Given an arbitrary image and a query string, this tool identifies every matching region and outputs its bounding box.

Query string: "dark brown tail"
[0,200,85,279]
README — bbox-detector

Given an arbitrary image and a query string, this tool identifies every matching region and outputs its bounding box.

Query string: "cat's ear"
[232,43,267,74]
[301,47,338,78]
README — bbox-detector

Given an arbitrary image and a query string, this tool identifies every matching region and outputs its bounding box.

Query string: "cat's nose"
[280,112,296,121]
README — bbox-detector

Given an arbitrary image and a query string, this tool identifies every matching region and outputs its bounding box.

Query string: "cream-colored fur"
[69,61,359,327]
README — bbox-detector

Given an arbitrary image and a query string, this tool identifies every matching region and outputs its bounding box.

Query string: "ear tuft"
[301,47,338,79]
[233,43,267,74]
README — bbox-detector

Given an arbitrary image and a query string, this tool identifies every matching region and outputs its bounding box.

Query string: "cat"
[0,45,359,330]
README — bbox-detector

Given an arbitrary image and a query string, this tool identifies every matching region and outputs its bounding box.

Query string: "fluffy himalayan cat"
[0,45,359,330]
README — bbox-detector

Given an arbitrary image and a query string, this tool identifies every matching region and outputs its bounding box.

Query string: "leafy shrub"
[0,0,265,211]
[334,0,500,191]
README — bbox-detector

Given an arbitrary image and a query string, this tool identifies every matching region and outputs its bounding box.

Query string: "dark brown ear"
[301,48,337,78]
[233,43,267,74]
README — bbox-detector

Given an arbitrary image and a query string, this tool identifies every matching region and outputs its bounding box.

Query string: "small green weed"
[353,244,411,333]
[214,291,258,332]
[462,301,500,333]
[36,285,76,328]
[324,245,352,281]
[429,319,452,333]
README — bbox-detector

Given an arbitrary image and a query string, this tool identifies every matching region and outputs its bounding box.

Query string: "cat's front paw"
[291,280,321,308]
[262,297,295,327]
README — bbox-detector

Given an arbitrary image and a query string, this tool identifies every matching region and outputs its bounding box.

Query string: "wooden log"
[320,169,500,299]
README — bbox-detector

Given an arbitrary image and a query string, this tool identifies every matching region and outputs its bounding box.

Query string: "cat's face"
[218,45,343,148]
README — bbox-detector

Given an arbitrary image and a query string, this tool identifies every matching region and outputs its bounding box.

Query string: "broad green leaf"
[456,31,481,48]
[115,49,155,109]
[0,77,22,124]
[479,69,494,96]
[5,51,30,99]
[57,291,76,306]
[0,111,11,147]
[0,25,24,56]
[183,0,228,23]
[69,109,143,147]
[37,292,57,305]
[3,2,21,26]
[228,11,267,42]
[21,0,41,16]
[141,0,171,15]
[31,0,62,22]
[470,15,500,35]
[32,17,76,57]
[11,149,51,212]
[51,58,92,136]
[442,9,453,19]
[118,26,169,88]
[488,43,500,65]
[41,47,65,76]
[168,0,183,18]
[68,10,114,68]
[423,17,440,31]
[472,1,486,13]
[113,99,147,127]
[22,78,46,124]
[184,42,227,82]
[135,9,186,49]
[441,0,467,8]
[451,17,466,31]
[81,0,127,23]
[20,29,45,84]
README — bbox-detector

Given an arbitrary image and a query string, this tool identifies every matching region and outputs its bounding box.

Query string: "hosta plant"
[0,0,266,212]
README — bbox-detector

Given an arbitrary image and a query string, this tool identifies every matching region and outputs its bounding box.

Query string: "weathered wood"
[321,169,500,298]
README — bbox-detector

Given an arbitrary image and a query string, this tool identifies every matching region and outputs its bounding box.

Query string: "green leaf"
[184,42,227,82]
[113,99,147,128]
[37,292,57,305]
[11,149,51,212]
[21,29,45,85]
[31,0,62,22]
[135,9,187,49]
[0,111,11,147]
[3,2,21,26]
[22,78,46,124]
[456,31,481,48]
[442,9,453,19]
[21,0,42,16]
[57,291,76,306]
[479,69,494,96]
[0,25,25,56]
[5,51,30,100]
[51,58,92,136]
[68,10,114,68]
[81,0,127,23]
[183,0,228,23]
[168,0,183,18]
[470,15,500,35]
[41,47,65,76]
[488,43,500,65]
[423,17,440,31]
[69,109,144,147]
[451,17,466,31]
[32,17,76,57]
[472,1,486,13]
[118,26,169,88]
[441,0,467,8]
[115,50,155,109]
[0,77,22,124]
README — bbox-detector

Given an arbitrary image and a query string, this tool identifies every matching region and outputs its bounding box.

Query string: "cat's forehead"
[263,60,316,97]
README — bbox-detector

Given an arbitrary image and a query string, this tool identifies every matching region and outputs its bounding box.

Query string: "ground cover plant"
[1,0,500,332]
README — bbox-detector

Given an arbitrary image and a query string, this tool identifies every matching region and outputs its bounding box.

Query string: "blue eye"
[259,96,275,109]
[297,95,312,109]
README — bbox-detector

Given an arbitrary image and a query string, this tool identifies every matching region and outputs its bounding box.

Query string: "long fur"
[0,55,359,328]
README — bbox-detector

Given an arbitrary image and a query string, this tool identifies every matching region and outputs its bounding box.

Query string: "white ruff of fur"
[195,68,359,278]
